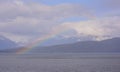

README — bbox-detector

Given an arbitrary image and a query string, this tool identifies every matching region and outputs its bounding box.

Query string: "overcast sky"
[0,0,120,44]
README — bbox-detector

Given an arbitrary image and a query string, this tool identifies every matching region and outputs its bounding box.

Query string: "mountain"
[28,37,120,53]
[0,35,17,49]
[1,37,120,53]
[36,35,94,46]
[39,36,80,46]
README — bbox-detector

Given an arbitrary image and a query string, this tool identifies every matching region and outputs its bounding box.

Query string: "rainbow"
[16,27,69,54]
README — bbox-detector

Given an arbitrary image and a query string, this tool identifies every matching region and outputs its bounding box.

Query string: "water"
[0,53,120,72]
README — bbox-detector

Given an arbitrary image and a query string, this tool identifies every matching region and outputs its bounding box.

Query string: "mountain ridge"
[0,35,17,49]
[0,37,120,53]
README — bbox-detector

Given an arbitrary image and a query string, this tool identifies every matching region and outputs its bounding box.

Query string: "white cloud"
[62,16,120,41]
[0,0,120,45]
[0,0,93,21]
[0,0,93,43]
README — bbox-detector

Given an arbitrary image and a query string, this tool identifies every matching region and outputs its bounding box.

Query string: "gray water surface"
[0,53,120,72]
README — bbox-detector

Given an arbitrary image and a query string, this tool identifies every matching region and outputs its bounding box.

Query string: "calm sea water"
[0,53,120,72]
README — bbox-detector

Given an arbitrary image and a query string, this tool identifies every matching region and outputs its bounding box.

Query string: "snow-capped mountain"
[1,37,120,53]
[28,37,120,53]
[0,35,18,49]
[35,36,97,46]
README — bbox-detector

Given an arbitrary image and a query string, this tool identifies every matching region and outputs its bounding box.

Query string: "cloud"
[0,0,93,43]
[0,0,93,21]
[62,16,120,40]
[0,0,120,44]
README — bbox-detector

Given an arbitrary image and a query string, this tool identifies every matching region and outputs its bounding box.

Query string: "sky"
[0,0,120,44]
